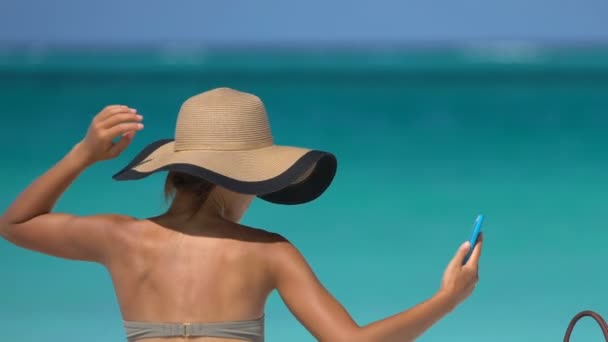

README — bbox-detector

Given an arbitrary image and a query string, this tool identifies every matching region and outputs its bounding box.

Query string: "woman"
[0,87,482,342]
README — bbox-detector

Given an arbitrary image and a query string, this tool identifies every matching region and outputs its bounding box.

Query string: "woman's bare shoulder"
[237,226,302,266]
[235,224,289,244]
[84,213,138,224]
[98,214,142,233]
[96,214,151,246]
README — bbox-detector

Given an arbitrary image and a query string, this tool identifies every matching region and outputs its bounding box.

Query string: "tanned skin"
[1,105,483,342]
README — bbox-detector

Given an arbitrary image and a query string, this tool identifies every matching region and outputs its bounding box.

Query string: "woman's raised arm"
[270,235,482,342]
[0,105,143,263]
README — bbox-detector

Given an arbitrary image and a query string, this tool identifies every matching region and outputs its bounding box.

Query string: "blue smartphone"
[463,214,484,265]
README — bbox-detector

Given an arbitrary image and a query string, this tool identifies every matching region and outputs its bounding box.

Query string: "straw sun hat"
[113,87,337,205]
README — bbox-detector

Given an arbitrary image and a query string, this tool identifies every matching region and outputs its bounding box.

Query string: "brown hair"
[164,171,216,210]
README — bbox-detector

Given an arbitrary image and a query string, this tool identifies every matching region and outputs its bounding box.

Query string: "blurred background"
[1,1,607,341]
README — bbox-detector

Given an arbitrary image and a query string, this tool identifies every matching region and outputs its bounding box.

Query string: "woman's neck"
[165,189,251,224]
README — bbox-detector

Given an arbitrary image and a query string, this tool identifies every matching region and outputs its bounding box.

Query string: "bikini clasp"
[182,322,191,337]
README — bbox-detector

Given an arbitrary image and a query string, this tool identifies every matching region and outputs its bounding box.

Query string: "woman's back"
[1,89,482,342]
[109,215,279,342]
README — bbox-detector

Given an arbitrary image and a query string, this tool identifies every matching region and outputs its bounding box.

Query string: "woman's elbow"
[332,325,366,342]
[0,215,10,239]
[0,214,21,242]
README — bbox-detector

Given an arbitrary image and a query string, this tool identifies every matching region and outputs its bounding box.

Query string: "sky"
[1,0,607,46]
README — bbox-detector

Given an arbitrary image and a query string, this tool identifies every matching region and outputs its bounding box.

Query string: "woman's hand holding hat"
[75,105,144,165]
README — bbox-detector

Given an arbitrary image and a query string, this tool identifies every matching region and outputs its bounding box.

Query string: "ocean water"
[0,48,607,341]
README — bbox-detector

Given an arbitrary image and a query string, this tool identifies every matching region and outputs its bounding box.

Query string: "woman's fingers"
[100,112,142,129]
[106,122,144,138]
[449,241,471,269]
[94,105,131,122]
[79,105,142,162]
[107,130,136,157]
[470,235,483,263]
[94,105,144,140]
[465,235,483,272]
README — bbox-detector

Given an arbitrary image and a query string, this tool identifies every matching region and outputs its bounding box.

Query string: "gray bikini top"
[123,315,264,342]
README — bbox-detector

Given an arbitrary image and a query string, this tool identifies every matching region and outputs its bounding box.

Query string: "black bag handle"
[563,310,608,342]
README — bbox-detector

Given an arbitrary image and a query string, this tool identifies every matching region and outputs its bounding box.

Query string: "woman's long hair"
[563,310,608,342]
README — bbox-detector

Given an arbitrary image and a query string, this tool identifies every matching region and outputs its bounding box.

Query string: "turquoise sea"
[1,47,607,341]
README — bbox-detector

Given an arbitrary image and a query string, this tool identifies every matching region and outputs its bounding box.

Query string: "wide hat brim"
[112,139,337,205]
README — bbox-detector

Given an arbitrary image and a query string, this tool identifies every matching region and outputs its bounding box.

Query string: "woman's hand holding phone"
[438,229,483,308]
